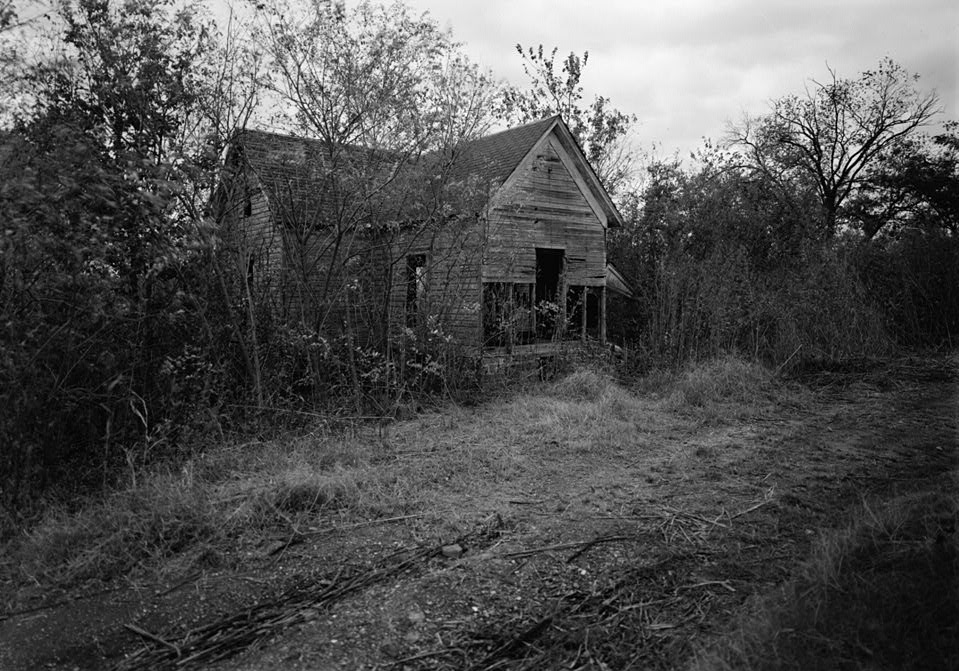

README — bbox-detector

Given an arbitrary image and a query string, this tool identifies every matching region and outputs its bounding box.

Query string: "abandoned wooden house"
[217,115,632,363]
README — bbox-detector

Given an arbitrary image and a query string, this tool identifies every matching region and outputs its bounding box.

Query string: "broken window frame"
[405,253,428,328]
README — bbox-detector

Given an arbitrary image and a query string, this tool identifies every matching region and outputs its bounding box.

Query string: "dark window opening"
[243,186,253,217]
[586,289,600,335]
[405,253,427,327]
[535,248,564,339]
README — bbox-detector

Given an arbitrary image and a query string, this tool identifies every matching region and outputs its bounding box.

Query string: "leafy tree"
[608,143,828,360]
[846,122,959,238]
[730,58,940,238]
[0,0,242,511]
[500,45,637,196]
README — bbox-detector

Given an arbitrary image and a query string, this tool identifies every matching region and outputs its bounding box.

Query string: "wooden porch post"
[580,286,588,343]
[600,286,607,346]
[557,263,567,342]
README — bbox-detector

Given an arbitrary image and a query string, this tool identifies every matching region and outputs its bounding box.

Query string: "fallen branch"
[731,499,772,519]
[268,531,305,558]
[0,585,126,622]
[267,513,425,558]
[156,572,202,598]
[774,344,803,375]
[680,580,736,593]
[385,647,463,667]
[501,535,630,560]
[662,505,728,529]
[123,624,180,655]
[225,403,385,421]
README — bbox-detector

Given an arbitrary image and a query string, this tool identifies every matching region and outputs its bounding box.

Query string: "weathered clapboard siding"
[483,134,606,286]
[217,172,284,296]
[386,218,485,344]
[228,131,399,339]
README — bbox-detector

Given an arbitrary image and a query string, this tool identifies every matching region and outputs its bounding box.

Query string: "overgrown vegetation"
[0,0,495,520]
[0,0,956,537]
[6,363,654,589]
[607,128,959,368]
[692,483,958,671]
[7,351,804,593]
[2,355,954,670]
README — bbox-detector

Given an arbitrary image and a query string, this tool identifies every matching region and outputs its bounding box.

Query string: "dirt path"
[2,356,956,670]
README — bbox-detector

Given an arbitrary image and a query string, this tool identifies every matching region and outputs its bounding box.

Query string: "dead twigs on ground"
[114,521,505,671]
[267,513,425,559]
[123,624,180,655]
[464,554,698,671]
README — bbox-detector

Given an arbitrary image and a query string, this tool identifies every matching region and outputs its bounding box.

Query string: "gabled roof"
[453,116,623,228]
[226,116,623,227]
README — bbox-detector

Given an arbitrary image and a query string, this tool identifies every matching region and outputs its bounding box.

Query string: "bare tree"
[729,58,940,238]
[500,45,638,197]
[240,0,499,408]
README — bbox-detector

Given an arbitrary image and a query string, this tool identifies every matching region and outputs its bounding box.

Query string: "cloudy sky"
[395,0,958,160]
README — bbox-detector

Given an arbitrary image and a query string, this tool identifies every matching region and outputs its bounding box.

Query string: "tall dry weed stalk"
[624,243,894,370]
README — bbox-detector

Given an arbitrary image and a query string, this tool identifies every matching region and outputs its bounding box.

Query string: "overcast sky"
[393,0,958,160]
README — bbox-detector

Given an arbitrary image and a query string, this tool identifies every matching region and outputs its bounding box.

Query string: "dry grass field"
[1,355,956,670]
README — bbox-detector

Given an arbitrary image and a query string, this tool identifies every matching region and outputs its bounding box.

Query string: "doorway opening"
[535,248,564,339]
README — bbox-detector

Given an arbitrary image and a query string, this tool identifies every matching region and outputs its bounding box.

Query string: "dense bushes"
[609,242,891,369]
[0,0,491,522]
[607,142,958,370]
[857,231,959,347]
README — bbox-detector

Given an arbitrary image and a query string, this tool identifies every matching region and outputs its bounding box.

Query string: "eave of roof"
[547,119,625,228]
[606,263,635,299]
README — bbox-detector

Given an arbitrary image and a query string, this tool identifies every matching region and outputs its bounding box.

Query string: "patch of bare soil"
[1,356,955,670]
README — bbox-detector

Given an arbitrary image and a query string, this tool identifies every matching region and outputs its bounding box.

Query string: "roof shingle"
[448,115,559,186]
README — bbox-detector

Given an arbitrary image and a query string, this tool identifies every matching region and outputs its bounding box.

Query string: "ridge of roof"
[231,117,563,196]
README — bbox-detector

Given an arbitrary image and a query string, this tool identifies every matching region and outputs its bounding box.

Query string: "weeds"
[630,355,783,419]
[691,482,959,671]
[5,363,651,589]
[8,358,762,591]
[8,435,403,588]
[550,367,614,401]
[3,355,954,671]
[0,356,885,606]
[667,356,775,407]
[17,476,220,586]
